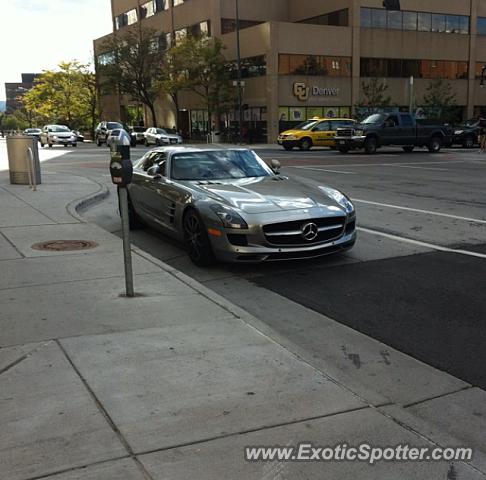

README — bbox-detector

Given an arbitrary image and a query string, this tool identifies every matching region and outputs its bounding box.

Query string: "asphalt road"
[21,141,486,390]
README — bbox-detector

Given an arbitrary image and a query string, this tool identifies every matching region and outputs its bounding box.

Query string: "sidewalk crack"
[0,342,50,376]
[56,339,156,480]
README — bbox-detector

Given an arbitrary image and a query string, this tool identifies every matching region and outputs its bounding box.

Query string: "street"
[24,141,486,392]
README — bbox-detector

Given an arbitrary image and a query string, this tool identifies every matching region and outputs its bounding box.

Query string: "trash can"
[6,135,41,185]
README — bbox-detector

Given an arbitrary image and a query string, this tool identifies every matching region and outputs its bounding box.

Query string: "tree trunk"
[148,103,157,127]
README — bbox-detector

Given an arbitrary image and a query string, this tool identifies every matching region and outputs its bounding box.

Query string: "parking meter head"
[109,152,133,186]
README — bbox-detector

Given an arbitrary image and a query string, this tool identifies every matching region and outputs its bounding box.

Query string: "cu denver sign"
[293,82,340,102]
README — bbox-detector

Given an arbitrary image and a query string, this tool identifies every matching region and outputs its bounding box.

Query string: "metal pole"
[118,186,135,297]
[235,0,243,144]
[409,76,414,114]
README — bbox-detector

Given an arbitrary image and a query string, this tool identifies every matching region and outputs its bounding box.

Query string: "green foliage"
[422,79,457,123]
[172,35,236,132]
[357,78,392,116]
[100,26,165,126]
[22,61,98,132]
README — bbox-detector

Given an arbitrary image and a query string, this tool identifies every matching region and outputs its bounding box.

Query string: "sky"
[0,0,113,101]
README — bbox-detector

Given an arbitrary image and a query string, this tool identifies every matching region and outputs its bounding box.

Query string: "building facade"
[5,73,41,114]
[94,0,486,142]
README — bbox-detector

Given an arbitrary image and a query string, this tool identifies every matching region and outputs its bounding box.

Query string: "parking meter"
[109,149,133,187]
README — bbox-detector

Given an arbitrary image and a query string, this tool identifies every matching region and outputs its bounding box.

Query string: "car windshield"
[107,122,123,130]
[156,129,167,135]
[464,119,478,127]
[171,150,273,181]
[294,120,319,131]
[49,125,71,132]
[132,127,145,132]
[361,114,387,124]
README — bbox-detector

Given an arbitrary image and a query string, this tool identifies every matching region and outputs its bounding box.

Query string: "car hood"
[158,133,180,139]
[188,176,346,214]
[49,131,73,137]
[280,129,307,136]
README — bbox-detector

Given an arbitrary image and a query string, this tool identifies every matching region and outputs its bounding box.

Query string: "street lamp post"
[235,0,243,144]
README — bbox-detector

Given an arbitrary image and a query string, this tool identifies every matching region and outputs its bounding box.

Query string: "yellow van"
[278,117,356,151]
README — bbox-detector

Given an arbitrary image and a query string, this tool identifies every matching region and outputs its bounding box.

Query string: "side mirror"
[270,159,281,174]
[147,165,163,178]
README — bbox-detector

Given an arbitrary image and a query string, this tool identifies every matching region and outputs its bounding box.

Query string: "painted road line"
[286,160,473,169]
[291,166,357,175]
[383,164,449,171]
[358,227,486,260]
[352,198,486,225]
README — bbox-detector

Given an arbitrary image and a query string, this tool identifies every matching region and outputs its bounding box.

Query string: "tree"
[156,43,193,128]
[100,25,165,126]
[22,61,98,131]
[356,78,392,117]
[422,79,457,123]
[174,35,236,134]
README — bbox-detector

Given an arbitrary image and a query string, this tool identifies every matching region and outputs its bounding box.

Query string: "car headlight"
[52,135,58,140]
[354,130,364,137]
[320,187,355,213]
[210,204,248,229]
[454,130,463,135]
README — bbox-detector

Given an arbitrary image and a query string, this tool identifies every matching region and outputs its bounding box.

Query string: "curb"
[66,179,110,223]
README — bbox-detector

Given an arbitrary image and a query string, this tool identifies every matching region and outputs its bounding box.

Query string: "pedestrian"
[479,117,486,153]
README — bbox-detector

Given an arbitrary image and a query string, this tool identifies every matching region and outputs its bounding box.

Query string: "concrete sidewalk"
[0,166,485,479]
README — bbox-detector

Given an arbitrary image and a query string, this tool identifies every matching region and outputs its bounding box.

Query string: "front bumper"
[335,136,366,149]
[208,211,357,263]
[50,137,76,145]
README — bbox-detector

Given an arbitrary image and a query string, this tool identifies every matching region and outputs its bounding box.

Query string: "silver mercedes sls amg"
[126,147,356,265]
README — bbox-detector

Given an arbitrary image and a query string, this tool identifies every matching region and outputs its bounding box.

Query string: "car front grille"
[336,128,353,137]
[263,216,346,246]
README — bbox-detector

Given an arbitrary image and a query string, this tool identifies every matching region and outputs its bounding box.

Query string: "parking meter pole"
[118,186,135,297]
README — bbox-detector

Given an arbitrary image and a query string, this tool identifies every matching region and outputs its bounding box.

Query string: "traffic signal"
[383,0,401,10]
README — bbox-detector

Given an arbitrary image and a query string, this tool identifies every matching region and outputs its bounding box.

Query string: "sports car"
[126,147,356,265]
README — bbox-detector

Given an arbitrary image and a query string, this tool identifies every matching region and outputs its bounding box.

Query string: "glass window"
[446,15,460,34]
[300,9,349,27]
[431,14,446,33]
[403,11,417,31]
[478,17,486,35]
[361,8,372,28]
[140,1,155,19]
[418,12,432,32]
[279,54,351,77]
[313,122,331,132]
[401,114,414,126]
[388,59,402,77]
[126,9,138,25]
[220,18,263,35]
[155,0,168,11]
[387,10,402,29]
[459,16,469,34]
[372,9,387,28]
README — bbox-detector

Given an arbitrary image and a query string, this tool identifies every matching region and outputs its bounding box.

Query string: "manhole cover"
[31,240,99,252]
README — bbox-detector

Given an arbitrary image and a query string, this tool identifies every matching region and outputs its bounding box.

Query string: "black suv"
[95,121,136,147]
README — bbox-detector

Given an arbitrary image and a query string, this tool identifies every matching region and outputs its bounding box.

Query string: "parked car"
[106,129,134,149]
[130,126,147,144]
[335,113,452,154]
[278,117,356,151]
[72,130,85,142]
[23,128,42,140]
[144,127,183,146]
[39,125,77,147]
[449,119,480,148]
[95,121,135,147]
[125,147,356,266]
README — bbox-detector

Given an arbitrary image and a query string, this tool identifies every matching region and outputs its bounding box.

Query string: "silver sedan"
[126,147,356,265]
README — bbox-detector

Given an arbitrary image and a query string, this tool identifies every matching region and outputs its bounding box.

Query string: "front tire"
[364,137,377,154]
[72,143,77,148]
[403,146,414,153]
[299,138,313,151]
[338,146,350,154]
[96,137,102,147]
[283,144,293,151]
[428,136,442,153]
[183,209,215,267]
[48,143,53,148]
